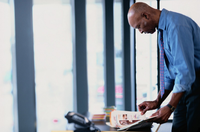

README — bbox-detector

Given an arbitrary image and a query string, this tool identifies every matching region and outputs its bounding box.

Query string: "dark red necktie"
[160,30,165,98]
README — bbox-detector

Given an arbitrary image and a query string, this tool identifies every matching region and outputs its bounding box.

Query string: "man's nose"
[139,29,143,34]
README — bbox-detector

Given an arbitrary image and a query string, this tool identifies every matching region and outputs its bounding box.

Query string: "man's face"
[128,12,156,34]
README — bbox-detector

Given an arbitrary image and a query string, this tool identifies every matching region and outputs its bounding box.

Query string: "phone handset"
[65,111,92,128]
[65,111,101,132]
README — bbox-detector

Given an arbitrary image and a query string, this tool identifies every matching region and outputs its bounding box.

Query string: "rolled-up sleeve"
[173,84,188,93]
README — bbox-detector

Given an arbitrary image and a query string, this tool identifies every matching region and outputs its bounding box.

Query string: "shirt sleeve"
[164,66,174,91]
[169,25,196,93]
[165,82,174,91]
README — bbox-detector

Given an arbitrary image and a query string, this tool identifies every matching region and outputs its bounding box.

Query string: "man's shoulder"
[159,9,196,32]
[166,10,193,25]
[164,9,195,31]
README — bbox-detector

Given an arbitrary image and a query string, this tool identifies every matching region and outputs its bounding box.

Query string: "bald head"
[128,2,150,14]
[127,2,161,34]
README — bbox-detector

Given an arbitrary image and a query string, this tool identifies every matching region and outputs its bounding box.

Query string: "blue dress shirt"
[158,9,200,93]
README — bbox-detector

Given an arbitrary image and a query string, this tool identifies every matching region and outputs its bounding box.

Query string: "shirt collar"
[158,8,168,31]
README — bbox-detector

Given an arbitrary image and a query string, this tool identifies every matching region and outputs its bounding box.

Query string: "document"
[107,110,157,131]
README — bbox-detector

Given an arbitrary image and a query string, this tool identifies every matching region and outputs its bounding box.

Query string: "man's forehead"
[129,13,140,28]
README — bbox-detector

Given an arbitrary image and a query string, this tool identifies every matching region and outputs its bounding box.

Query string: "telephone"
[65,111,101,132]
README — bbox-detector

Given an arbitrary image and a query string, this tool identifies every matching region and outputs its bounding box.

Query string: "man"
[127,2,200,132]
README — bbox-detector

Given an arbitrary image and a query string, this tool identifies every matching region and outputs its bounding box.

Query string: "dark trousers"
[172,71,200,132]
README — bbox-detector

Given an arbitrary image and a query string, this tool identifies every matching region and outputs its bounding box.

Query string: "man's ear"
[141,12,150,20]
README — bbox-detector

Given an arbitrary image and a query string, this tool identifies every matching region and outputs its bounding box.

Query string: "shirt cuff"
[172,84,188,93]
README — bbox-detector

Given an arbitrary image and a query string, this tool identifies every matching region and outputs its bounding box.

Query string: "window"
[114,0,124,110]
[135,0,158,117]
[0,2,14,132]
[33,0,73,131]
[86,0,105,114]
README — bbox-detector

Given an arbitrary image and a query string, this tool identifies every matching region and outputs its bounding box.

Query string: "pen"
[155,124,161,132]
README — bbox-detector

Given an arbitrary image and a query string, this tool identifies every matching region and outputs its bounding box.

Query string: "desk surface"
[52,121,161,132]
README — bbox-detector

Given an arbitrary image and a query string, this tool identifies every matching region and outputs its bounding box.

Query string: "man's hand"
[138,90,171,115]
[149,106,172,124]
[148,92,185,124]
[138,100,160,115]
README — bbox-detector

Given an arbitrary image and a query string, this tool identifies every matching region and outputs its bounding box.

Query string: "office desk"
[52,121,161,132]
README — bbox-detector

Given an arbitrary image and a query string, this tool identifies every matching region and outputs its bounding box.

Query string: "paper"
[108,110,157,131]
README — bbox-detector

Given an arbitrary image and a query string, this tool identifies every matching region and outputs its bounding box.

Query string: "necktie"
[160,30,165,98]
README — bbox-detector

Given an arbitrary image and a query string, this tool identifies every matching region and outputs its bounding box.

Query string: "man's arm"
[155,89,171,107]
[150,91,185,124]
[168,92,185,109]
[157,89,185,110]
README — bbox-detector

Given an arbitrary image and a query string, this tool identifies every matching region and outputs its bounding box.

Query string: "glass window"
[0,2,14,132]
[86,0,105,114]
[33,0,73,131]
[135,0,158,117]
[114,0,124,110]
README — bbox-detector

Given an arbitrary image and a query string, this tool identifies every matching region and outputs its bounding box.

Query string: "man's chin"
[151,30,156,34]
[146,30,155,34]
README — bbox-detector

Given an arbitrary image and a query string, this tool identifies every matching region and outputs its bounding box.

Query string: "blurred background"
[1,0,200,131]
